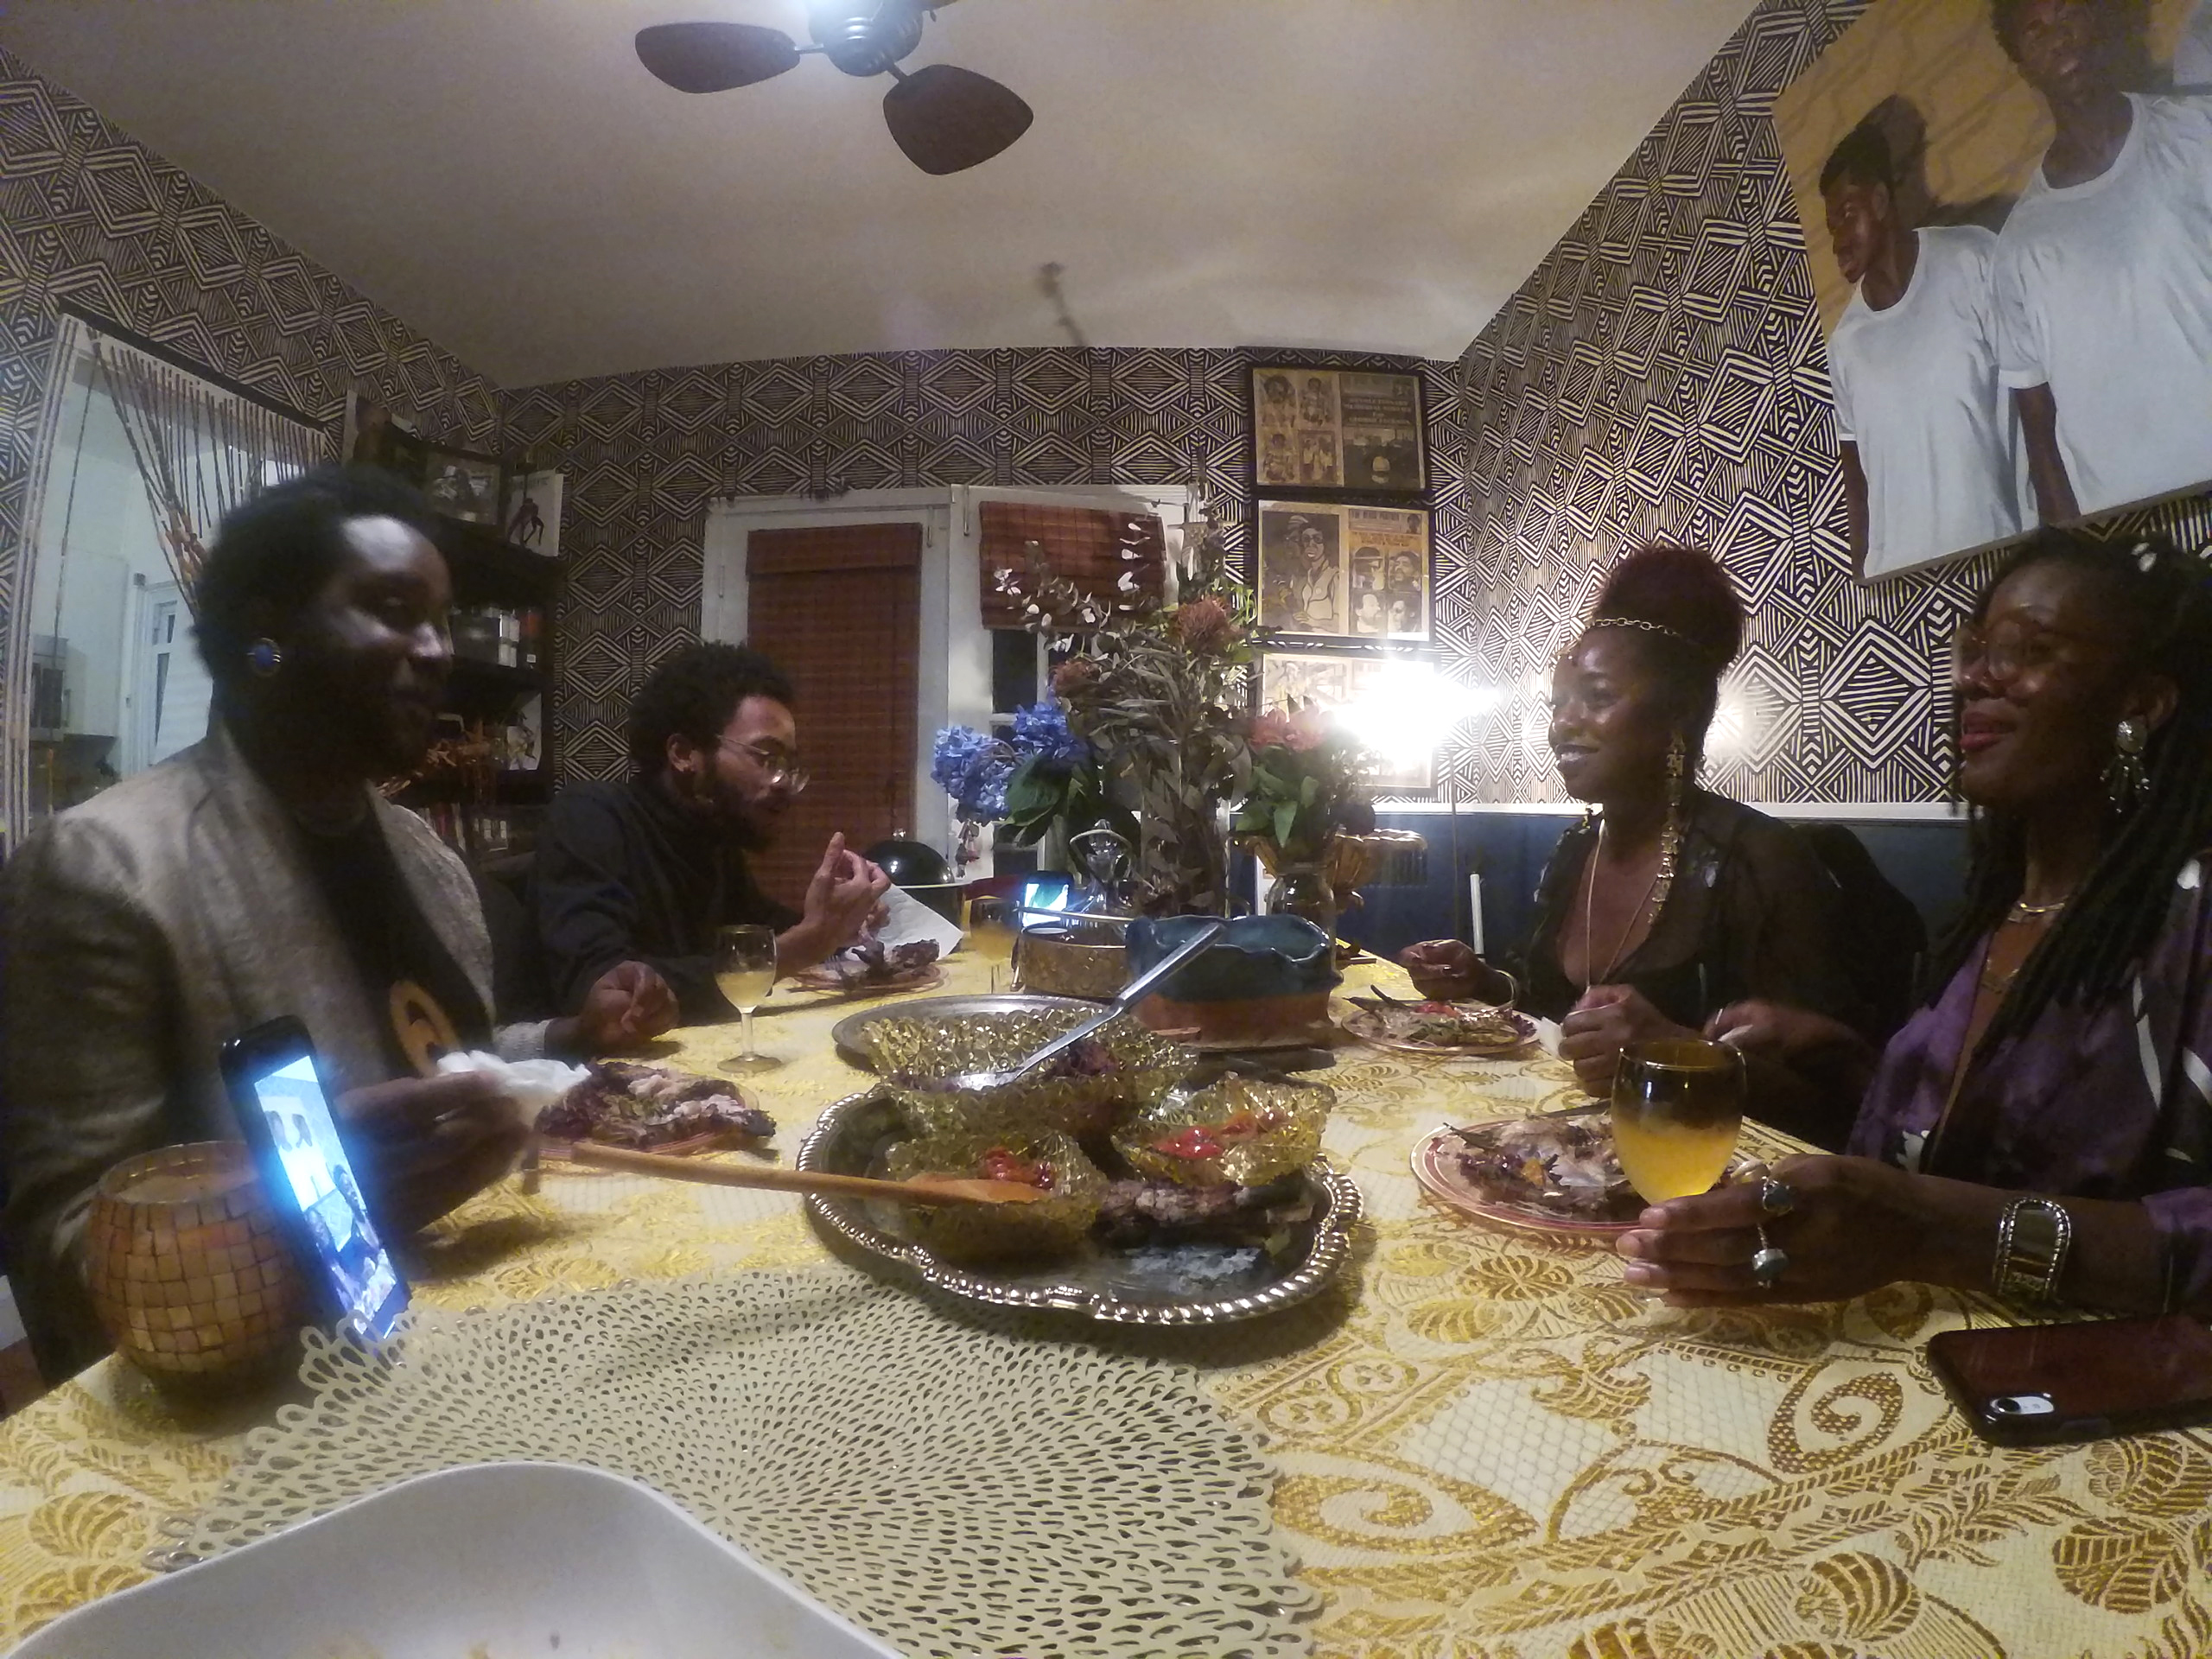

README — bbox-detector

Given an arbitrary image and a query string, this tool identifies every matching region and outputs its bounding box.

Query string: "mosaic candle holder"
[86,1141,307,1389]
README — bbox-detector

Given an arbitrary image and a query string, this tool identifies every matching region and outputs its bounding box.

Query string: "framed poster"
[420,446,504,525]
[503,468,563,557]
[1256,500,1430,642]
[1251,365,1426,494]
[1772,0,2212,578]
[1258,652,1433,793]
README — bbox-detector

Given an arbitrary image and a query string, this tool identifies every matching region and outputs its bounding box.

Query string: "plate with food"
[798,1068,1359,1325]
[1340,995,1536,1058]
[791,938,945,996]
[536,1059,776,1156]
[1411,1109,1751,1239]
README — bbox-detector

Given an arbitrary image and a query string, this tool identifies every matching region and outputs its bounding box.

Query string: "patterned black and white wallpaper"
[500,350,1468,781]
[1450,0,2212,807]
[0,48,499,827]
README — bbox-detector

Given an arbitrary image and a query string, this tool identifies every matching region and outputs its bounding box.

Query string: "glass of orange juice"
[1610,1038,1745,1204]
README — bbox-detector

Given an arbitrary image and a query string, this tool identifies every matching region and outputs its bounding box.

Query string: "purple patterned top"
[1848,853,2212,1311]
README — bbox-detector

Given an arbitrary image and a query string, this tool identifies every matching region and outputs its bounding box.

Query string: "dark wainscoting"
[1338,810,1971,968]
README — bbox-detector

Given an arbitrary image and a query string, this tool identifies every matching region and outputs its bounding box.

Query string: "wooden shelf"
[435,514,560,608]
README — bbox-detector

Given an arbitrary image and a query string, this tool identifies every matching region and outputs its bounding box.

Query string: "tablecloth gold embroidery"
[2,956,2208,1657]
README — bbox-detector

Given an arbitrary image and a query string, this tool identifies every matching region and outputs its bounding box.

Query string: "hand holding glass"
[1610,1038,1745,1203]
[715,925,782,1074]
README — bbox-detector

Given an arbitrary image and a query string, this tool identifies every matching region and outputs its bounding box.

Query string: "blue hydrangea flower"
[930,725,1012,821]
[1010,700,1089,767]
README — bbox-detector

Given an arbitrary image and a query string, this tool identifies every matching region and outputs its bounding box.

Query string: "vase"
[1264,858,1338,944]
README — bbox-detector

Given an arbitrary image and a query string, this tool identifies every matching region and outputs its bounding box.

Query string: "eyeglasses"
[1951,616,2115,685]
[720,740,810,793]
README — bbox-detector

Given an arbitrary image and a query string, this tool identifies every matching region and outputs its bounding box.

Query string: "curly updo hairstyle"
[1584,543,1746,770]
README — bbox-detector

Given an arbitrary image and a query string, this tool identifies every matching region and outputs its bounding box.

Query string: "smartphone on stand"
[220,1017,410,1345]
[1928,1315,2212,1445]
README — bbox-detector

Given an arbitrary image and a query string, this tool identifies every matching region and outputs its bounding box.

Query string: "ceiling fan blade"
[881,63,1033,175]
[635,22,802,92]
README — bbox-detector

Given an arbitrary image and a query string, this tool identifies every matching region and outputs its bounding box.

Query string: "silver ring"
[1750,1226,1789,1287]
[1758,1177,1796,1218]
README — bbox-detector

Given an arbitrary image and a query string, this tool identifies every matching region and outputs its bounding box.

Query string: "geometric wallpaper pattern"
[0,47,499,833]
[1452,0,2212,805]
[501,349,1468,780]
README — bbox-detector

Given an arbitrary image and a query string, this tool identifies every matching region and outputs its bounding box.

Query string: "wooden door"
[744,524,921,903]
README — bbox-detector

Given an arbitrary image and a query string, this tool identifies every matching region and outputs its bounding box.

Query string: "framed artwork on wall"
[420,447,504,525]
[503,468,564,557]
[1258,651,1434,793]
[1255,500,1430,643]
[1251,365,1426,495]
[1773,0,2212,579]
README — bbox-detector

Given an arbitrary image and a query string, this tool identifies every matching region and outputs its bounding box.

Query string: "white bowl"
[12,1461,900,1658]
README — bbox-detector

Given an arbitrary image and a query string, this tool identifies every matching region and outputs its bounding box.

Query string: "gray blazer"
[3,726,543,1376]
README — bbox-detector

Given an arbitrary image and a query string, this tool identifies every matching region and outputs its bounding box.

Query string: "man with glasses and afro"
[533,642,889,1021]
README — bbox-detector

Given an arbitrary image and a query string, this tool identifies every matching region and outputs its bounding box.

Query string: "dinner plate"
[1410,1115,1754,1241]
[830,992,1094,1066]
[788,962,947,997]
[798,1087,1361,1324]
[1340,1003,1538,1058]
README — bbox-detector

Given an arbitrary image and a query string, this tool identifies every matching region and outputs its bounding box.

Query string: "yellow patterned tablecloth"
[3,956,2209,1658]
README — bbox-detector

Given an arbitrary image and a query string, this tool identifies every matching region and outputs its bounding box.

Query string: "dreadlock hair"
[1924,529,2212,1058]
[1584,543,1745,771]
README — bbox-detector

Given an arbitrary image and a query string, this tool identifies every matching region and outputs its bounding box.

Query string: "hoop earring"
[245,639,283,678]
[2104,717,2150,812]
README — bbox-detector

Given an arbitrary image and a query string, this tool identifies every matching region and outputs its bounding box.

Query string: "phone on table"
[219,1016,409,1345]
[1928,1315,2212,1445]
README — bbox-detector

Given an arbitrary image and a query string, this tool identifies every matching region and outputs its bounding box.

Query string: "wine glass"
[714,924,783,1074]
[967,895,1018,994]
[1610,1038,1745,1204]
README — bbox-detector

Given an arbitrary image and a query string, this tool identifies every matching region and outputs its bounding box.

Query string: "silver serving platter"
[830,992,1094,1068]
[797,1087,1363,1325]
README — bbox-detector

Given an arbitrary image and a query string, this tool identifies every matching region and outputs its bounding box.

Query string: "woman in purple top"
[1619,529,2212,1313]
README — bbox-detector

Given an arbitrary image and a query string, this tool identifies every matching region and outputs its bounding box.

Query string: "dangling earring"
[2104,717,2150,812]
[1652,734,1688,906]
[245,638,283,678]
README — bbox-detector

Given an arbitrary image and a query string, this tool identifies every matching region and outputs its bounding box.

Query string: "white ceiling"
[0,1,1754,387]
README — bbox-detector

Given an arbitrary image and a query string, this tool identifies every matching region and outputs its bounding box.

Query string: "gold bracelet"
[1993,1196,2073,1302]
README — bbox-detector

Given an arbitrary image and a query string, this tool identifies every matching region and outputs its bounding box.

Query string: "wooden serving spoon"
[551,1140,1049,1206]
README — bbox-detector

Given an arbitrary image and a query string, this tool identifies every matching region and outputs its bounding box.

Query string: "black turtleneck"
[531,777,800,1021]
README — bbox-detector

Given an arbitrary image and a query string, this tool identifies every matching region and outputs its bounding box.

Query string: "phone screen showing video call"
[247,1053,408,1343]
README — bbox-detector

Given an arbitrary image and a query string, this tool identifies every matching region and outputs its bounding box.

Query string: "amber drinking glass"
[1610,1038,1745,1204]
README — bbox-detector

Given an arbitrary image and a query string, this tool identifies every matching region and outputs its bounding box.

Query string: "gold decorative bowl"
[862,1008,1189,1139]
[86,1141,307,1389]
[1115,1072,1332,1188]
[883,1128,1106,1262]
[1014,922,1128,1001]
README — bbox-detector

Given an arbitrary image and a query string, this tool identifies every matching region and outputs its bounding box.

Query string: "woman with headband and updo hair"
[1404,544,1867,1143]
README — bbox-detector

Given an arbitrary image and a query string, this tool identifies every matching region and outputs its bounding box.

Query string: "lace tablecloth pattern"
[2,954,2209,1656]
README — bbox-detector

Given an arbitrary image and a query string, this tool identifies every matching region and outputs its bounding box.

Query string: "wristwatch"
[1993,1196,2074,1301]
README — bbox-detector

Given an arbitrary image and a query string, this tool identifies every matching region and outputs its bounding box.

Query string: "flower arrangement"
[930,701,1135,877]
[993,512,1256,915]
[1231,703,1373,868]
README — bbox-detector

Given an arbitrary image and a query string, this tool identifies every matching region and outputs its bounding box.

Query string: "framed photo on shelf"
[1255,500,1430,643]
[1251,365,1425,494]
[1258,651,1434,793]
[420,446,504,525]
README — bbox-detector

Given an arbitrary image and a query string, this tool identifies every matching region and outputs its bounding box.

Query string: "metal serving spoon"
[944,918,1228,1091]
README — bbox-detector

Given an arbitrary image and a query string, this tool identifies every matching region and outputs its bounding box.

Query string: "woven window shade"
[746,524,921,900]
[977,501,1166,627]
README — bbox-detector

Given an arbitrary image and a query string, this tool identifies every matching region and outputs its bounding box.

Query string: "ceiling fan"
[635,2,1033,175]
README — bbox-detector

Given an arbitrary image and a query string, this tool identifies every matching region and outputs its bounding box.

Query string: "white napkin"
[436,1049,590,1128]
[877,882,967,956]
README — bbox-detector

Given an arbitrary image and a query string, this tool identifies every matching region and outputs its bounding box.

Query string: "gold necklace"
[1581,818,1666,987]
